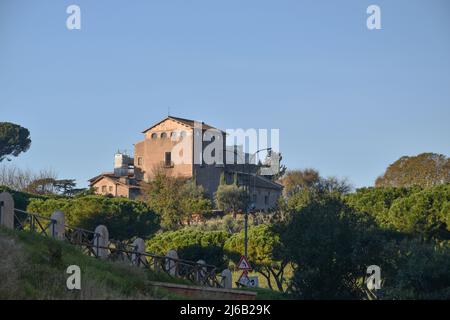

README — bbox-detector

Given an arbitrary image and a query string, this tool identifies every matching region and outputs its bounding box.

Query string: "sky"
[1,0,449,189]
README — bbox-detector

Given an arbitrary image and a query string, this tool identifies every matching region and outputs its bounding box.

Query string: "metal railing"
[14,208,57,237]
[11,207,223,288]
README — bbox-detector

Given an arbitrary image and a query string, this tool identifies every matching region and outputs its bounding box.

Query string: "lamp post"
[224,147,272,258]
[244,147,272,258]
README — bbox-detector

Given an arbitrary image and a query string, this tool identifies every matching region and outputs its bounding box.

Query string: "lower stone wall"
[148,282,257,300]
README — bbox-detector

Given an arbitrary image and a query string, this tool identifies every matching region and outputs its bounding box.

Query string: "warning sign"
[247,276,259,288]
[237,271,259,288]
[237,270,250,286]
[237,256,252,270]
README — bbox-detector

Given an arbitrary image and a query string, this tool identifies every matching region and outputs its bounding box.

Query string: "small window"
[170,132,177,139]
[264,195,269,205]
[137,157,143,166]
[165,152,172,167]
[161,132,167,139]
[101,186,107,193]
[109,186,113,192]
[151,133,157,139]
[180,131,187,139]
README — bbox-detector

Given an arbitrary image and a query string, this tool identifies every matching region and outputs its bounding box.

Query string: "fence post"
[196,260,207,284]
[0,192,14,229]
[30,215,35,232]
[51,219,55,237]
[93,225,109,258]
[50,211,65,240]
[165,250,178,277]
[131,238,145,266]
[221,269,233,289]
[95,233,99,256]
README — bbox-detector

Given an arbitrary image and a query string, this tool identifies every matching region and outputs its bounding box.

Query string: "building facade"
[89,116,283,211]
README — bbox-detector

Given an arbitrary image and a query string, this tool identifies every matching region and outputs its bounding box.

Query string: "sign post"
[237,255,251,271]
[237,270,250,287]
[237,255,253,288]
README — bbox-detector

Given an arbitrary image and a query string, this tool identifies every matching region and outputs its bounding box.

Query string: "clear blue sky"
[1,0,449,189]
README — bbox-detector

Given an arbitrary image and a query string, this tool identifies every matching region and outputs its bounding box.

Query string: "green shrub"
[27,196,159,240]
[382,240,450,299]
[0,185,46,210]
[146,229,229,269]
[225,224,289,292]
[345,184,450,240]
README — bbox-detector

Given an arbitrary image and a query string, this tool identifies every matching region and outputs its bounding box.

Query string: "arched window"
[151,133,157,139]
[170,132,177,139]
[161,132,167,139]
[180,131,187,139]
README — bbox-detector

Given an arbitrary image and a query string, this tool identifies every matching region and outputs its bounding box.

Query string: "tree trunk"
[259,268,273,290]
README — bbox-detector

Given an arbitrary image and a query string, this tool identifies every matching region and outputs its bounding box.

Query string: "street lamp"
[223,147,272,258]
[243,147,272,258]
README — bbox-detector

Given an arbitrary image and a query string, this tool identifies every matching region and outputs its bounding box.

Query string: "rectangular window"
[109,186,113,192]
[101,186,107,193]
[165,152,172,167]
[137,157,143,166]
[264,195,269,205]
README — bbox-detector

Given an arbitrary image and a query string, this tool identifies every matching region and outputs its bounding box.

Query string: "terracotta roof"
[88,172,115,183]
[142,116,223,133]
[252,175,284,190]
[228,171,284,190]
[88,173,141,189]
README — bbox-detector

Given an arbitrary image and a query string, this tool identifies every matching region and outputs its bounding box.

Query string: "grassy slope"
[0,227,288,300]
[230,271,289,300]
[232,268,293,290]
[0,227,188,300]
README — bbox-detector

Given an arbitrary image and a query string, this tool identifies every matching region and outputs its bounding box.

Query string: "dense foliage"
[279,169,352,197]
[0,122,31,162]
[277,167,450,299]
[0,185,48,210]
[278,193,387,299]
[2,149,449,299]
[27,196,159,240]
[380,239,450,299]
[224,224,288,291]
[146,229,229,269]
[345,184,450,240]
[144,171,212,230]
[214,184,249,216]
[375,153,449,188]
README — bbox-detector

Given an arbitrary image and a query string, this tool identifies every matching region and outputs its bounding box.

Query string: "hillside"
[0,227,187,300]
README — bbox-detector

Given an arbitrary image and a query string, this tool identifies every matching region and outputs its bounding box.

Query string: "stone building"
[89,116,283,211]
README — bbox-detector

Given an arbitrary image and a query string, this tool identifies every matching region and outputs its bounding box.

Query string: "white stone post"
[93,225,109,258]
[50,211,65,240]
[196,259,207,283]
[0,192,14,229]
[221,269,233,289]
[165,249,178,276]
[131,238,145,266]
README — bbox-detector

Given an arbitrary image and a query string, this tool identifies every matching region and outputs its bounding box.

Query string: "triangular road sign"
[237,270,250,286]
[237,255,252,270]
